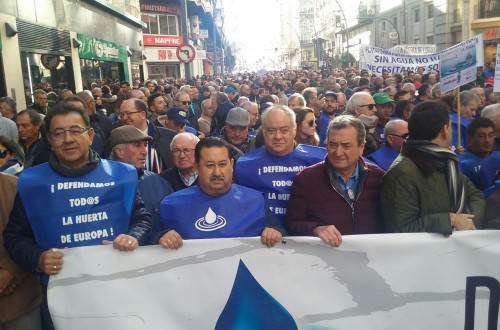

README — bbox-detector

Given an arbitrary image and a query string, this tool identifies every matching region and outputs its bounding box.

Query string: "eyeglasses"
[48,126,90,138]
[306,120,315,127]
[180,101,191,105]
[172,148,195,156]
[388,133,409,139]
[359,104,376,110]
[0,149,10,158]
[118,111,141,119]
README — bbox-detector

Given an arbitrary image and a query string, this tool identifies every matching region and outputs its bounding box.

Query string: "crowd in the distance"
[0,63,499,329]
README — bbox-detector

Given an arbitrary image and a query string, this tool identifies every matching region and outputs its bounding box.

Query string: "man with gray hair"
[481,103,500,151]
[30,90,49,115]
[198,99,214,136]
[160,132,200,192]
[240,101,259,133]
[344,91,381,156]
[236,105,326,225]
[286,115,385,247]
[367,119,408,171]
[0,96,17,121]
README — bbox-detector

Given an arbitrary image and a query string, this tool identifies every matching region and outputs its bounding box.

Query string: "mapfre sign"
[143,35,183,47]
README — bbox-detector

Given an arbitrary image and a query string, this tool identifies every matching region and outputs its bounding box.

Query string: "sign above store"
[143,35,183,47]
[140,2,181,15]
[77,34,127,63]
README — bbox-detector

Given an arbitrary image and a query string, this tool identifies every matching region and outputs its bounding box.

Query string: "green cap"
[373,93,394,105]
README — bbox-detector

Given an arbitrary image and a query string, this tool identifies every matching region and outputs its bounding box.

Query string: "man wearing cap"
[110,125,173,244]
[225,86,239,106]
[118,98,176,173]
[158,137,285,249]
[174,91,199,131]
[367,119,408,171]
[318,91,339,147]
[160,107,194,134]
[4,102,152,329]
[221,107,256,159]
[248,83,262,103]
[373,92,395,143]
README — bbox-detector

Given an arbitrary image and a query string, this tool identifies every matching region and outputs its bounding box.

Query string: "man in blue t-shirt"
[159,137,285,249]
[235,105,326,225]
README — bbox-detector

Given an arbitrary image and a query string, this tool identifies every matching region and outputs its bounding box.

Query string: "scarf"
[49,149,100,177]
[402,140,465,213]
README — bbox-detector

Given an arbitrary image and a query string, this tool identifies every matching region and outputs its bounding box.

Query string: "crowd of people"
[0,63,499,329]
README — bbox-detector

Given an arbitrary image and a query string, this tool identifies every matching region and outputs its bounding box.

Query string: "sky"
[223,0,282,70]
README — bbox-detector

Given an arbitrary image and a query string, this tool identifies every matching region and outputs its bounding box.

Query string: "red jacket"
[285,158,385,236]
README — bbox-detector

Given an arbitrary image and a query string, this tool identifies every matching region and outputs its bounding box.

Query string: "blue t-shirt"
[235,145,326,224]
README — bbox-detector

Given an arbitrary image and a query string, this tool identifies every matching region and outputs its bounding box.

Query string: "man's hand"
[159,230,183,249]
[450,213,476,231]
[0,281,18,296]
[313,225,342,247]
[261,227,282,247]
[37,248,64,276]
[103,234,138,251]
[0,268,14,295]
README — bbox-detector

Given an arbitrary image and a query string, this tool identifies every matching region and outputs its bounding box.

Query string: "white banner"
[48,232,500,329]
[390,44,437,55]
[440,36,481,93]
[360,45,440,74]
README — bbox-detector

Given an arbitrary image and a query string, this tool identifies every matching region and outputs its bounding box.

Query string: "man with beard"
[318,91,340,147]
[147,93,167,120]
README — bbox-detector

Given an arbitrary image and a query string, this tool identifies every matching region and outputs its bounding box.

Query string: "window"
[414,38,420,44]
[427,5,434,18]
[414,8,420,22]
[142,14,178,35]
[427,36,434,44]
[381,21,386,31]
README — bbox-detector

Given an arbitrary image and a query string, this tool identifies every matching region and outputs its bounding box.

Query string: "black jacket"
[147,121,177,173]
[159,167,199,192]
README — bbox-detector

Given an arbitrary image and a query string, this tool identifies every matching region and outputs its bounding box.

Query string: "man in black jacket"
[4,102,152,330]
[118,98,177,173]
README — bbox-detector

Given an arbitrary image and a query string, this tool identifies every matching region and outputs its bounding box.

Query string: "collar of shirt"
[332,163,359,201]
[178,169,198,186]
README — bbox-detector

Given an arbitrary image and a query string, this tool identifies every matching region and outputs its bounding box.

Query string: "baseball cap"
[373,93,394,105]
[324,91,338,99]
[167,106,190,124]
[110,125,152,147]
[225,86,237,94]
[251,83,260,89]
[485,77,494,87]
[226,107,250,126]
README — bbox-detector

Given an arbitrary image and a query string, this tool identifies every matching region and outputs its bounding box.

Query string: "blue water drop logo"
[216,259,298,330]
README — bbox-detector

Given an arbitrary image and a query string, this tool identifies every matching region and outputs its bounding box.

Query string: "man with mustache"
[157,137,285,249]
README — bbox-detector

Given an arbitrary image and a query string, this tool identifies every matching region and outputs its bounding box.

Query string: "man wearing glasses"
[160,132,200,192]
[343,91,382,156]
[118,98,176,173]
[4,102,152,329]
[367,119,408,171]
[236,105,325,226]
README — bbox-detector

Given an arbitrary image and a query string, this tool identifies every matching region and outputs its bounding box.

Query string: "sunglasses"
[360,104,376,110]
[388,133,409,139]
[306,120,315,127]
[0,149,10,158]
[180,101,191,105]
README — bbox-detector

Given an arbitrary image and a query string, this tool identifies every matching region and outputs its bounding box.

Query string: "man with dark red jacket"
[285,115,385,247]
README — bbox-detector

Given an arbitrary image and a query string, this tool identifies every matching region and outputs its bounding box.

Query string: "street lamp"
[333,0,350,67]
[358,16,401,46]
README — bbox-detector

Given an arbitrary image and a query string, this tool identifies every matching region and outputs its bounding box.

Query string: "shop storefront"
[17,19,74,107]
[144,45,181,79]
[77,34,128,89]
[129,48,145,82]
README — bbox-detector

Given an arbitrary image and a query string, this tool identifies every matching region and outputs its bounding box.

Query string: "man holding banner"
[3,103,152,329]
[159,137,285,249]
[381,100,485,234]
